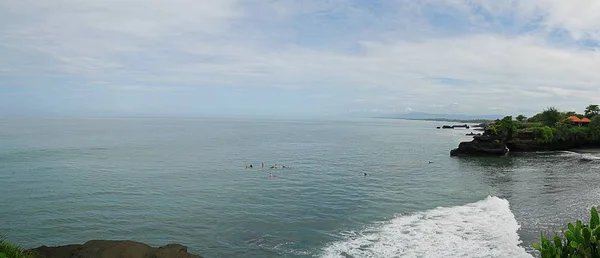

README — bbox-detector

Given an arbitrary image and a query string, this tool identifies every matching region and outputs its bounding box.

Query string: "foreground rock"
[30,240,202,258]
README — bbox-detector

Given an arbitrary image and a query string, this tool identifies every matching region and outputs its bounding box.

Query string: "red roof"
[568,116,582,122]
[581,117,591,123]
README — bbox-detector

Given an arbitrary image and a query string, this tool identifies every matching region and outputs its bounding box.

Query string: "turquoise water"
[2,118,600,257]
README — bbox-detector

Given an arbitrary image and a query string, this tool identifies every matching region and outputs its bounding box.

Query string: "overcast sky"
[2,0,600,117]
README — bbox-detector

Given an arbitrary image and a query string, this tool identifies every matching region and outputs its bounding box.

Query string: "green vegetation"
[493,116,517,141]
[535,206,600,258]
[0,238,34,258]
[585,105,600,118]
[532,126,553,144]
[487,105,600,148]
[529,106,562,127]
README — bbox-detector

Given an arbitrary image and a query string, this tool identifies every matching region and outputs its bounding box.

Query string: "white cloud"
[435,0,600,40]
[2,0,600,116]
[521,0,600,40]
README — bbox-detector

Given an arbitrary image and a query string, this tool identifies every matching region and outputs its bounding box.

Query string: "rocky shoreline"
[450,135,509,156]
[450,133,600,156]
[29,240,202,258]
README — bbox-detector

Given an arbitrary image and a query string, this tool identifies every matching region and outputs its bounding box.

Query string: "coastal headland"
[450,105,600,156]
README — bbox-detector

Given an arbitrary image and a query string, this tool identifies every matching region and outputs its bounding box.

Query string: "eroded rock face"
[450,137,509,157]
[30,240,202,258]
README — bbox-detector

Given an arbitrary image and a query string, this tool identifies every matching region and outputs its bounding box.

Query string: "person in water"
[261,163,264,168]
[249,164,253,168]
[364,172,368,176]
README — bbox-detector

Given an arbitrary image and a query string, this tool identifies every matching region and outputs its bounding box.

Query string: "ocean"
[1,118,600,257]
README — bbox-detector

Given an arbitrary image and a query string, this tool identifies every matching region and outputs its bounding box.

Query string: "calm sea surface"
[2,118,600,257]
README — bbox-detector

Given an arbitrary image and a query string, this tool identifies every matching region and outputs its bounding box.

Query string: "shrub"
[534,206,600,257]
[516,122,545,129]
[0,238,35,258]
[532,126,554,144]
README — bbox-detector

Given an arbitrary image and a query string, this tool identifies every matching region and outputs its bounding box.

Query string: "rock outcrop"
[450,136,509,157]
[30,240,202,258]
[438,124,471,129]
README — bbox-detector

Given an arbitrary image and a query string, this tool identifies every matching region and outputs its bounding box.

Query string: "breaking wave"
[322,196,532,258]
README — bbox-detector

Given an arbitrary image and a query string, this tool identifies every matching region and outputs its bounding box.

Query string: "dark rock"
[30,240,202,258]
[452,124,470,129]
[507,139,596,152]
[450,137,509,157]
[507,139,548,152]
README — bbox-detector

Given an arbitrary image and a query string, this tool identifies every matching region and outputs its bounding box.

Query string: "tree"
[538,107,563,127]
[563,111,578,117]
[516,114,527,122]
[585,104,600,118]
[492,116,516,141]
[589,116,600,140]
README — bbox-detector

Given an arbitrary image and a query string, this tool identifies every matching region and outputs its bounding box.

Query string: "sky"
[2,0,600,118]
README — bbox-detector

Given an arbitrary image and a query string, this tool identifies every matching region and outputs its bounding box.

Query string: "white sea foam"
[322,196,533,258]
[548,150,580,157]
[580,154,600,161]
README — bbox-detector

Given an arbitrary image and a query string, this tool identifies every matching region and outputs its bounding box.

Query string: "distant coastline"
[374,116,494,124]
[372,112,502,124]
[383,117,492,124]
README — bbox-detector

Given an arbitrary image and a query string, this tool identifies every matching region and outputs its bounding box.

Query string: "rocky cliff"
[451,136,600,156]
[450,136,509,157]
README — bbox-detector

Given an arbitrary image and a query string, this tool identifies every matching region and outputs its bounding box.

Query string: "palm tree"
[585,104,600,118]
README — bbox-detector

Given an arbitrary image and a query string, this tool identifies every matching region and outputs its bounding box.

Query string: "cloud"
[1,0,600,116]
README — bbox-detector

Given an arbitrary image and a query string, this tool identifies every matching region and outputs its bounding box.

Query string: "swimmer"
[364,172,368,176]
[249,164,253,168]
[428,161,433,164]
[261,163,264,168]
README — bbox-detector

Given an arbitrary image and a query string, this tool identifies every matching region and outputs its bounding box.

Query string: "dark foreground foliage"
[535,207,600,258]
